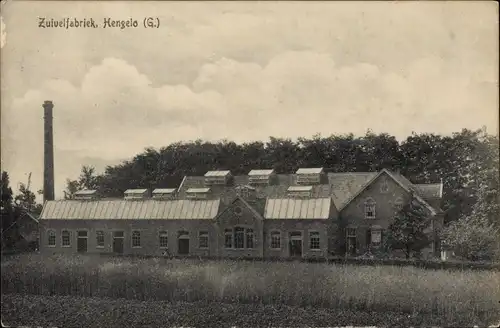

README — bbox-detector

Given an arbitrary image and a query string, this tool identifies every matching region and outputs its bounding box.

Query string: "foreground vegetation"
[2,254,499,326]
[2,294,488,328]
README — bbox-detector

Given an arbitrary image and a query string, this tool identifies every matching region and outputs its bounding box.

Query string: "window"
[199,231,209,249]
[309,231,320,250]
[159,231,168,249]
[132,231,141,248]
[234,206,243,216]
[394,197,404,211]
[234,227,245,249]
[47,230,56,247]
[224,229,232,248]
[96,231,105,248]
[225,227,255,249]
[371,229,382,247]
[364,198,376,219]
[380,180,389,193]
[346,228,356,238]
[61,230,71,247]
[246,229,254,249]
[270,231,281,249]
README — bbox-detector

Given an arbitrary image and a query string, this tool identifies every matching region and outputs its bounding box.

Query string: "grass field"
[1,254,499,326]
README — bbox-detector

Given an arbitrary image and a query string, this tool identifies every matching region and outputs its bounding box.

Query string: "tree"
[384,194,431,259]
[1,171,15,249]
[441,216,499,261]
[1,171,13,213]
[14,183,43,216]
[441,134,500,261]
[64,165,101,199]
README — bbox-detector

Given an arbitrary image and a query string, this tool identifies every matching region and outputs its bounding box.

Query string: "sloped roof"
[124,189,148,194]
[40,199,220,220]
[288,186,313,192]
[248,169,274,176]
[205,170,231,177]
[214,196,265,222]
[327,172,378,209]
[152,188,176,194]
[75,190,98,196]
[186,188,211,193]
[414,184,442,199]
[177,170,443,213]
[296,167,324,174]
[264,198,332,219]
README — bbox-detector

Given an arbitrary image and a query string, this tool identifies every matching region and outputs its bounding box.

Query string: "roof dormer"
[248,169,275,185]
[186,188,211,200]
[74,190,99,201]
[124,189,149,200]
[287,185,313,198]
[295,167,324,185]
[152,188,177,200]
[204,170,231,186]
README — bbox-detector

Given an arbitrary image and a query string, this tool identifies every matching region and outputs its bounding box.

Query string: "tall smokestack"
[43,100,55,202]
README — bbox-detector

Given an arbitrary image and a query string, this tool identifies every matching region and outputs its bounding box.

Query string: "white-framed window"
[198,231,209,249]
[246,229,254,249]
[224,229,233,248]
[159,230,168,249]
[364,198,376,219]
[96,230,105,248]
[61,230,71,247]
[394,197,404,211]
[309,231,320,250]
[270,231,281,249]
[47,229,56,247]
[131,230,141,248]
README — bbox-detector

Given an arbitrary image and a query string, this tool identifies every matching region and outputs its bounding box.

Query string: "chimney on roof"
[43,100,55,202]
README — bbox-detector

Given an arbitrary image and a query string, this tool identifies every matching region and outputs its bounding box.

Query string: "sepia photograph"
[0,1,499,327]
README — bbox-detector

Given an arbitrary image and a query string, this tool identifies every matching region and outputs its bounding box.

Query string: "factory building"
[39,168,444,259]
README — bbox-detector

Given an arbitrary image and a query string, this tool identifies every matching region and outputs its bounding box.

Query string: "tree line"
[66,129,498,225]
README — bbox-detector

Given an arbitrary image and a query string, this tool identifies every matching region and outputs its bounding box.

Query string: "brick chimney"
[43,100,55,202]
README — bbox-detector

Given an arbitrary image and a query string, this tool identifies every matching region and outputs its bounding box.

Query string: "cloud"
[2,50,497,200]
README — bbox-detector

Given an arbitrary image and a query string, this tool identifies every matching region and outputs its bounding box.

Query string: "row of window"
[46,230,209,249]
[46,229,323,250]
[346,227,383,247]
[269,231,320,250]
[364,197,404,219]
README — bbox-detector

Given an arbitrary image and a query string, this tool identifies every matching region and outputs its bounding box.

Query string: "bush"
[442,216,500,261]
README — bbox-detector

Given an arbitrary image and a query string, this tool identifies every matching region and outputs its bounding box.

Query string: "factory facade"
[39,168,444,259]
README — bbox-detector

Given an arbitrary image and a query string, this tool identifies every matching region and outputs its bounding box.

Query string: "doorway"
[289,232,303,257]
[346,237,357,256]
[77,231,88,253]
[112,231,124,254]
[178,231,190,255]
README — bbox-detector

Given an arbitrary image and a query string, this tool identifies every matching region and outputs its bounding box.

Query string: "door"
[112,231,124,254]
[178,238,190,255]
[77,231,88,253]
[289,232,303,257]
[347,237,357,256]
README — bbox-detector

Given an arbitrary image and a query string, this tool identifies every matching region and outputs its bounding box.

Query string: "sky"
[0,1,498,200]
